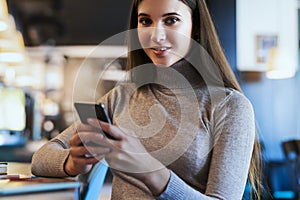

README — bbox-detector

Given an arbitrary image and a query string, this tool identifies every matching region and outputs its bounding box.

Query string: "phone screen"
[74,102,114,139]
[74,102,111,123]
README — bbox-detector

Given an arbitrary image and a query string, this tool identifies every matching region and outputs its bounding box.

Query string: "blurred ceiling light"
[0,0,28,66]
[0,21,8,32]
[0,15,16,35]
[0,0,9,33]
[0,0,8,19]
[266,48,297,79]
[0,31,28,64]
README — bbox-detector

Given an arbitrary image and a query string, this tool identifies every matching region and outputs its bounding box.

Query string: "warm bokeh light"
[0,87,26,131]
[0,31,27,64]
[0,0,8,19]
[266,47,297,79]
[0,21,8,32]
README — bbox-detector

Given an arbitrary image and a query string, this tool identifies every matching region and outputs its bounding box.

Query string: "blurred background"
[0,0,300,199]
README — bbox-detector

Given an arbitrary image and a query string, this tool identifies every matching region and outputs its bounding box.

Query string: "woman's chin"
[152,59,181,67]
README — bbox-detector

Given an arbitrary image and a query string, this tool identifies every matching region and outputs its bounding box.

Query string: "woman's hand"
[64,122,111,176]
[87,118,171,196]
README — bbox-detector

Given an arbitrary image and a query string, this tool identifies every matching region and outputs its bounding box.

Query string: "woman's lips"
[151,47,171,56]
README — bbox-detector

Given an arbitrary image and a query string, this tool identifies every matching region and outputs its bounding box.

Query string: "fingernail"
[96,133,104,139]
[87,118,95,123]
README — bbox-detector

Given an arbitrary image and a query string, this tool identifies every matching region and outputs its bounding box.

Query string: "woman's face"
[137,0,192,67]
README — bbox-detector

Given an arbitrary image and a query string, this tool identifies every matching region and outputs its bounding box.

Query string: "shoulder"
[211,87,254,122]
[206,86,252,109]
[223,88,253,112]
[195,86,253,112]
[210,88,256,141]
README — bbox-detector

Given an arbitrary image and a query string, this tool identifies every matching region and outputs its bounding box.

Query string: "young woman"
[31,0,262,199]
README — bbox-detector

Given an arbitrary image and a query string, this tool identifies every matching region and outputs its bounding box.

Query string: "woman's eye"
[139,18,152,26]
[165,17,180,25]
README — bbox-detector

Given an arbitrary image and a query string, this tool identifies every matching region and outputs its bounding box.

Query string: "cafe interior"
[0,0,300,199]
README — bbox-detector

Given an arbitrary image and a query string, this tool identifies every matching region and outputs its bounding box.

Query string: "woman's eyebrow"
[138,12,182,17]
[162,12,181,17]
[138,13,150,17]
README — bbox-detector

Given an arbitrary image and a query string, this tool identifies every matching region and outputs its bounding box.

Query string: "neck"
[155,59,205,89]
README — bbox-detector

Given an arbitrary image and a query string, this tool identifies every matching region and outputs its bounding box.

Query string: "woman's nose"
[150,26,166,43]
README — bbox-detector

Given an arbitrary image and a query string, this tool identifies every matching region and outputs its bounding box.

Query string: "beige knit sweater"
[31,60,255,200]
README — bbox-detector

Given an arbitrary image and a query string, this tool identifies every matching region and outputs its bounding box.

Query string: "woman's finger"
[76,122,98,132]
[71,155,100,165]
[69,146,91,157]
[70,145,110,159]
[69,133,83,147]
[85,145,111,156]
[87,118,124,140]
[86,118,102,129]
[71,123,101,147]
[71,131,108,147]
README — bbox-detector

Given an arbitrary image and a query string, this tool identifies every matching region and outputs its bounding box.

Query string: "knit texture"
[31,60,255,200]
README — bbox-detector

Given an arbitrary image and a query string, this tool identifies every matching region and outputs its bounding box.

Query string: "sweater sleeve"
[30,89,115,178]
[31,123,77,177]
[157,90,255,200]
[157,171,213,200]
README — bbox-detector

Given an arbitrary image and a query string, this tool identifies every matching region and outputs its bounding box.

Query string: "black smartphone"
[74,102,114,139]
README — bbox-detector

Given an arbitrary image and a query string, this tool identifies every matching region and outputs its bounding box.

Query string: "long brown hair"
[126,0,262,199]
